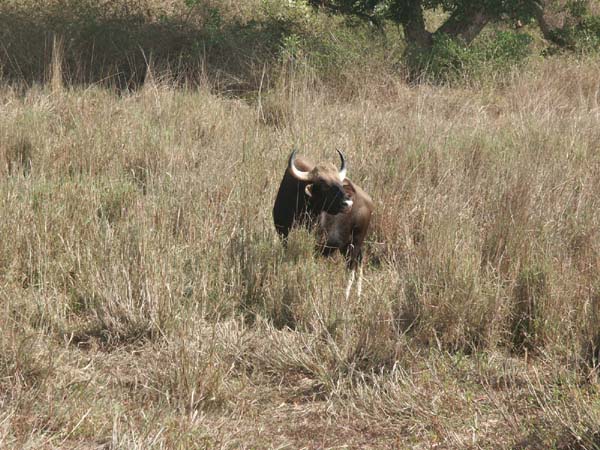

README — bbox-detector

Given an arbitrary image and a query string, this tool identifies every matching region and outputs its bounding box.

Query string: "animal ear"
[305,184,313,197]
[343,180,355,198]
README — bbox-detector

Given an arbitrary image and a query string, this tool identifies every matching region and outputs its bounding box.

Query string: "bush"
[408,30,533,83]
[0,0,401,91]
[541,2,600,55]
[0,0,296,91]
[569,14,600,53]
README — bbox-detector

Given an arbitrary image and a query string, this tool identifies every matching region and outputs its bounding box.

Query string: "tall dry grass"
[1,54,600,447]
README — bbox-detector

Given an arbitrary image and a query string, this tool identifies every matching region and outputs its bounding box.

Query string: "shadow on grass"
[0,3,292,94]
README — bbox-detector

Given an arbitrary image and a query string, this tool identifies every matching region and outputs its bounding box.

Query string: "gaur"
[273,149,373,298]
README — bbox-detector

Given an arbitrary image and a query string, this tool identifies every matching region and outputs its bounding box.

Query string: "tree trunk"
[395,0,432,49]
[529,0,571,47]
[435,7,491,44]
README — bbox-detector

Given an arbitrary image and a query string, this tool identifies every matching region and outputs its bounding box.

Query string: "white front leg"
[357,264,363,298]
[345,269,356,301]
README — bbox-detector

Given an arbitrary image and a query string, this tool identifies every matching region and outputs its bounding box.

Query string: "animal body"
[272,149,373,299]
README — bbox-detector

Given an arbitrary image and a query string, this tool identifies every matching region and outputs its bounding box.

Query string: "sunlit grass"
[1,52,600,447]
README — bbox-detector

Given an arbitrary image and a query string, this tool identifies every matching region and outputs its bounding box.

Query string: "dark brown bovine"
[272,149,374,298]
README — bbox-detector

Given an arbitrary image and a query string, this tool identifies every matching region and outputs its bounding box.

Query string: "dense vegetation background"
[1,0,600,448]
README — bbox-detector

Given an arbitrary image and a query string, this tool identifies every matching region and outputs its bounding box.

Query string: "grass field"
[2,2,600,448]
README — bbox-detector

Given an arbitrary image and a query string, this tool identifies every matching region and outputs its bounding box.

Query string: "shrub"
[569,14,600,53]
[408,30,533,83]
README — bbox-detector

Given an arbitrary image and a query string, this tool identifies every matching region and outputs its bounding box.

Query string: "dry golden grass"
[1,54,600,448]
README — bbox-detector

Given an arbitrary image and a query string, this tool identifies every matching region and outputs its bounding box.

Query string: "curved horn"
[288,149,312,182]
[337,149,347,181]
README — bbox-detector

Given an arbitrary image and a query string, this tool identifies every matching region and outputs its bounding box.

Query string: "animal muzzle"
[341,198,353,213]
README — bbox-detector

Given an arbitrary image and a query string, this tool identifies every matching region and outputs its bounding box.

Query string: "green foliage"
[280,33,305,61]
[306,0,542,81]
[0,0,595,90]
[265,0,381,75]
[308,0,538,27]
[408,30,532,83]
[528,1,599,55]
[568,13,600,53]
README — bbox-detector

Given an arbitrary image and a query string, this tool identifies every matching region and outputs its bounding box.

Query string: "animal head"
[288,149,353,215]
